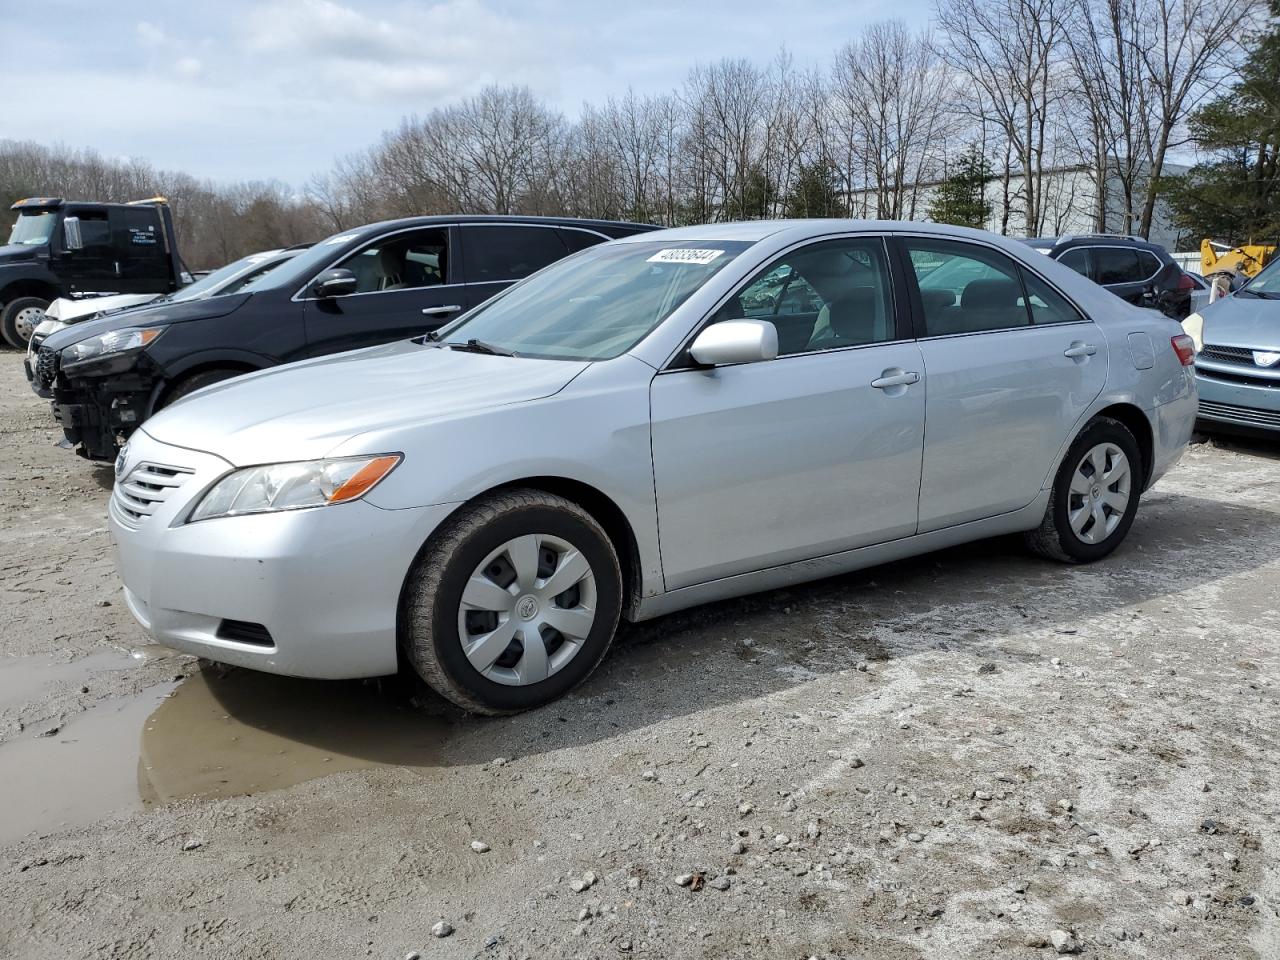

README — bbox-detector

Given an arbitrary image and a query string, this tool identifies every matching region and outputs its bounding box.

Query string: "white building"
[847,163,1190,252]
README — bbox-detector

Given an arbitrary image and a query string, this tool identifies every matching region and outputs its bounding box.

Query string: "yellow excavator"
[1201,239,1276,282]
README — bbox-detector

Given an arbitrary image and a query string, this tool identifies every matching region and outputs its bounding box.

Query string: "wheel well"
[1093,403,1154,488]
[156,361,258,409]
[0,281,58,306]
[486,477,643,617]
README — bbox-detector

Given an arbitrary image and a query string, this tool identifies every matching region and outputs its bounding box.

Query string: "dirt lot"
[1,348,1278,960]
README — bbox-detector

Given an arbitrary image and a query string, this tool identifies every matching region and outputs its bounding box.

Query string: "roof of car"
[1035,234,1164,251]
[611,218,1061,246]
[354,214,659,234]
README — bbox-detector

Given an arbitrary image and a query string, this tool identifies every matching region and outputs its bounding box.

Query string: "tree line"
[1,0,1261,269]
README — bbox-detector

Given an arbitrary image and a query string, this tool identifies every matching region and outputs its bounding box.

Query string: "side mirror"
[62,216,83,251]
[312,267,358,298]
[689,319,779,366]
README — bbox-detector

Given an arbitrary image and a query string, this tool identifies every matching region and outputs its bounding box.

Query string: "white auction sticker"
[647,248,725,265]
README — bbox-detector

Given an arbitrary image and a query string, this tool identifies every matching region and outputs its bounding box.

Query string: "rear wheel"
[403,489,623,715]
[1,296,50,349]
[1025,416,1143,563]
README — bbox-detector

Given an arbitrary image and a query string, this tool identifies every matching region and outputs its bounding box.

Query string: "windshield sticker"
[647,248,725,265]
[324,233,361,245]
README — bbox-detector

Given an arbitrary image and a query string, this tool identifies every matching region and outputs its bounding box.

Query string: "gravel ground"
[1,348,1278,960]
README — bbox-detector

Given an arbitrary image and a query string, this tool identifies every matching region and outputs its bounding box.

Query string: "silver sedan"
[108,220,1198,713]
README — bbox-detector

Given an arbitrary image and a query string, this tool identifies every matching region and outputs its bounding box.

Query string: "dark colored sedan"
[32,215,658,460]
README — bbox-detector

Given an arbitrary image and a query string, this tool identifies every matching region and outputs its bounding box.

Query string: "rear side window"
[1136,250,1163,279]
[462,225,568,283]
[1020,269,1082,325]
[1057,247,1090,278]
[1094,247,1143,285]
[560,228,608,254]
[907,240,1029,335]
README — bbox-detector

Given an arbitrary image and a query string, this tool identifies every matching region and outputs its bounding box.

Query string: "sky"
[4,0,933,187]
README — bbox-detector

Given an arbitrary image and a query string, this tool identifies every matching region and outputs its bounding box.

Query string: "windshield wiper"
[448,338,516,357]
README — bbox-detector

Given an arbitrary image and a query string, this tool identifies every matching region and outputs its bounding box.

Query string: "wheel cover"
[13,306,46,341]
[1067,442,1131,545]
[456,533,597,687]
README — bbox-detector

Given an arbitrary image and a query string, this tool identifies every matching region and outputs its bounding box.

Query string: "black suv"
[33,215,657,460]
[1022,235,1193,320]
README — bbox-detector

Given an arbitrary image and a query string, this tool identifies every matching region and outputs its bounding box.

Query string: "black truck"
[32,214,658,460]
[1,197,187,348]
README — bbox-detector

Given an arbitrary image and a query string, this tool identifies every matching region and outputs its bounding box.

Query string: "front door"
[55,208,116,293]
[650,235,925,590]
[900,236,1109,532]
[302,226,460,356]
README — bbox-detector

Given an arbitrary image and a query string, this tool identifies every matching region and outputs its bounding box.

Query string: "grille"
[1198,400,1280,429]
[1200,344,1254,364]
[112,462,194,526]
[1198,367,1280,390]
[34,346,59,389]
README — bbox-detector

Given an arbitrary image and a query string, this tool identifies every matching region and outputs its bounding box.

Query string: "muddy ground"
[0,347,1277,960]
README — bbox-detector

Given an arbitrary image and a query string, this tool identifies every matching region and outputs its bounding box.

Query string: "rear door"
[458,224,570,310]
[901,235,1108,532]
[302,225,460,356]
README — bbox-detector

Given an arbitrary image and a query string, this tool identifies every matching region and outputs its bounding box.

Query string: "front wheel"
[402,489,623,715]
[1025,416,1143,563]
[1,296,50,349]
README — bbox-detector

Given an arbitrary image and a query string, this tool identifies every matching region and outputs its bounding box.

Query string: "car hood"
[42,293,251,352]
[141,340,591,465]
[0,244,41,264]
[1200,295,1280,350]
[49,293,160,323]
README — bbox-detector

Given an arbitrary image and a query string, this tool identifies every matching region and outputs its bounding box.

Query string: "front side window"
[1094,247,1143,285]
[335,228,448,294]
[707,237,894,355]
[440,239,752,360]
[908,240,1029,335]
[462,225,567,284]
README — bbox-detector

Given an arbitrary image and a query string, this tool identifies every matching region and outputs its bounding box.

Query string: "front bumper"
[108,430,459,679]
[32,347,158,460]
[1195,368,1280,433]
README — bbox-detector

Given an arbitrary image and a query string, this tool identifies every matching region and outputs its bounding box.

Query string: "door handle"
[421,304,462,316]
[871,370,920,389]
[1063,342,1097,358]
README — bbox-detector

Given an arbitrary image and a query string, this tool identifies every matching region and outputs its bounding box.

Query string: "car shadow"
[151,489,1277,782]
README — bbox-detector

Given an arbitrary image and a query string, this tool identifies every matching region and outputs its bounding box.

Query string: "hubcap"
[457,533,597,687]
[13,306,46,341]
[1067,442,1131,545]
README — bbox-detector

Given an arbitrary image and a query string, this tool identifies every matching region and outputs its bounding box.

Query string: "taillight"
[1171,334,1196,365]
[1176,272,1196,292]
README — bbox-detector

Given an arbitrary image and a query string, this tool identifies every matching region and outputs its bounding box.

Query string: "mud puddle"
[0,649,140,713]
[0,665,450,844]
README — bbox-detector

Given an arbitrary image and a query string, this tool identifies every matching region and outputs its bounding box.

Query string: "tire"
[1025,416,1143,564]
[158,369,244,410]
[1,296,50,349]
[403,489,623,715]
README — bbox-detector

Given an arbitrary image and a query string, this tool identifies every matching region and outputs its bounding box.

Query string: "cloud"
[136,21,166,46]
[240,0,557,101]
[174,57,204,80]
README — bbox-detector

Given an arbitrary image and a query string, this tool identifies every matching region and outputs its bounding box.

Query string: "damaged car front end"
[32,326,170,460]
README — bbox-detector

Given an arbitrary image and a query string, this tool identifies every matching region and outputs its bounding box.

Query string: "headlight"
[62,326,165,364]
[187,455,402,522]
[1181,312,1204,353]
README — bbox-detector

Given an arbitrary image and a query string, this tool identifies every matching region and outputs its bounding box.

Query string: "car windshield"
[170,251,286,302]
[438,239,752,360]
[1241,258,1280,296]
[7,211,57,246]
